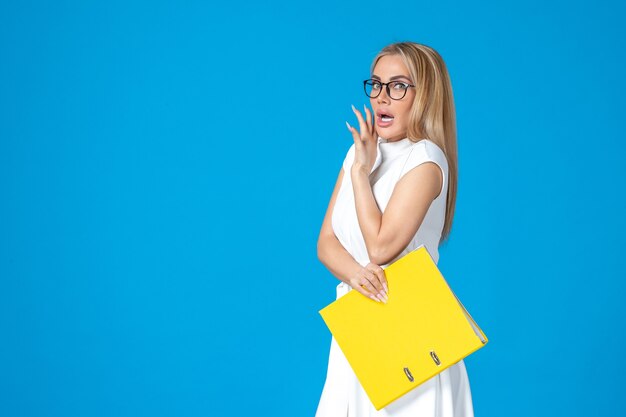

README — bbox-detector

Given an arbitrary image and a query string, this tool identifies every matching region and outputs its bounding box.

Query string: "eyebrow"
[371,74,412,82]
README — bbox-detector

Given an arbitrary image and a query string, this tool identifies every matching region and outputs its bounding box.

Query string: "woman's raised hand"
[346,104,378,175]
[348,262,389,303]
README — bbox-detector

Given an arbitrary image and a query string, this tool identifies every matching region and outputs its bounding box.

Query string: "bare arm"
[351,161,443,266]
[317,166,362,284]
[317,166,388,302]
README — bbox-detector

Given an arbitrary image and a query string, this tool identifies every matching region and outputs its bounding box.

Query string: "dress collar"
[368,136,427,175]
[378,135,413,146]
[378,136,419,156]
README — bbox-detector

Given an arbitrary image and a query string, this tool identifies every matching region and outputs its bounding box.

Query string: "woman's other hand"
[346,104,378,175]
[347,262,389,303]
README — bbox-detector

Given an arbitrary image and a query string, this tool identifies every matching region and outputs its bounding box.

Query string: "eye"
[370,81,382,90]
[392,82,408,90]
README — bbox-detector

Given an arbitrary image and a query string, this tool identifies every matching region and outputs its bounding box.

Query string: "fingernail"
[345,121,351,130]
[351,104,356,112]
[370,294,379,302]
[383,283,388,293]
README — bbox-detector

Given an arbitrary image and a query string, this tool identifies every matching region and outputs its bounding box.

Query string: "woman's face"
[369,54,416,141]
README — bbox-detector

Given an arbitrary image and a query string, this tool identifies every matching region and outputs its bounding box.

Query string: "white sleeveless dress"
[315,136,474,417]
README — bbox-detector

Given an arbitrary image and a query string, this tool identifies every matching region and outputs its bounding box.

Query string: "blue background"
[1,1,625,416]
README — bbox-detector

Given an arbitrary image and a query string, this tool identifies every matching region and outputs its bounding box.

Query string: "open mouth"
[377,110,395,125]
[377,110,394,122]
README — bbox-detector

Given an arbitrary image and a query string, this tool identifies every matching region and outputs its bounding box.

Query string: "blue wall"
[1,1,624,416]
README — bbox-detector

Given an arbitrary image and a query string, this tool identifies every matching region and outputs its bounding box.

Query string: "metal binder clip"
[403,367,414,382]
[430,350,441,366]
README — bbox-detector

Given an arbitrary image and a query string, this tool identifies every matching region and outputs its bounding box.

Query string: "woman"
[315,42,474,416]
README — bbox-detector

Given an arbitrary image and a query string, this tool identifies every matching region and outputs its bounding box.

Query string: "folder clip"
[430,350,441,366]
[403,367,414,382]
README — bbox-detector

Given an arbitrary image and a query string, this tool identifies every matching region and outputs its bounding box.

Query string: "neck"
[379,136,408,143]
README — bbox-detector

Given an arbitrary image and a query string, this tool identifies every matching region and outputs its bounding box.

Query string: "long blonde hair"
[370,42,458,246]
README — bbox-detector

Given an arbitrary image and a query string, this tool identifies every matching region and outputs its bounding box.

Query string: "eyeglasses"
[363,79,415,100]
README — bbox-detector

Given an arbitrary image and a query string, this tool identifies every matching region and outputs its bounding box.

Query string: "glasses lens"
[389,82,409,100]
[364,80,381,98]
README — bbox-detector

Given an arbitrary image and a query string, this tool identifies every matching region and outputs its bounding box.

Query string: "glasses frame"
[363,79,416,100]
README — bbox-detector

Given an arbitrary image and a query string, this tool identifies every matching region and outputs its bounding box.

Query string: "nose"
[376,86,391,105]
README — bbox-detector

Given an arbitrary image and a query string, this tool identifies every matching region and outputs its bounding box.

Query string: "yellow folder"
[318,244,488,411]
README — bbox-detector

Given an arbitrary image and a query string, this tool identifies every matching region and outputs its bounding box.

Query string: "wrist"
[346,262,364,286]
[351,163,370,177]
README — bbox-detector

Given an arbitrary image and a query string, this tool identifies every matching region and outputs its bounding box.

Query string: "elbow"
[368,245,389,266]
[368,240,401,266]
[369,254,385,266]
[317,243,324,264]
[317,235,329,264]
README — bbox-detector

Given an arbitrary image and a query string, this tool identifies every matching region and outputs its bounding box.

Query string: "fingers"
[367,265,388,302]
[372,264,388,293]
[365,267,384,295]
[345,121,361,147]
[357,279,381,303]
[347,104,377,150]
[363,104,375,136]
[352,267,388,303]
[350,270,378,303]
[351,104,368,142]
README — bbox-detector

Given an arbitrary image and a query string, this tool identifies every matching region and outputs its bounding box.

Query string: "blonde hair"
[370,41,458,246]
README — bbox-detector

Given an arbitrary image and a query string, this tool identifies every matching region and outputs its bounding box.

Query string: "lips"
[376,109,394,119]
[376,109,395,127]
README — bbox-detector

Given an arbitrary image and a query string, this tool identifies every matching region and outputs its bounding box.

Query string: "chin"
[377,127,401,140]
